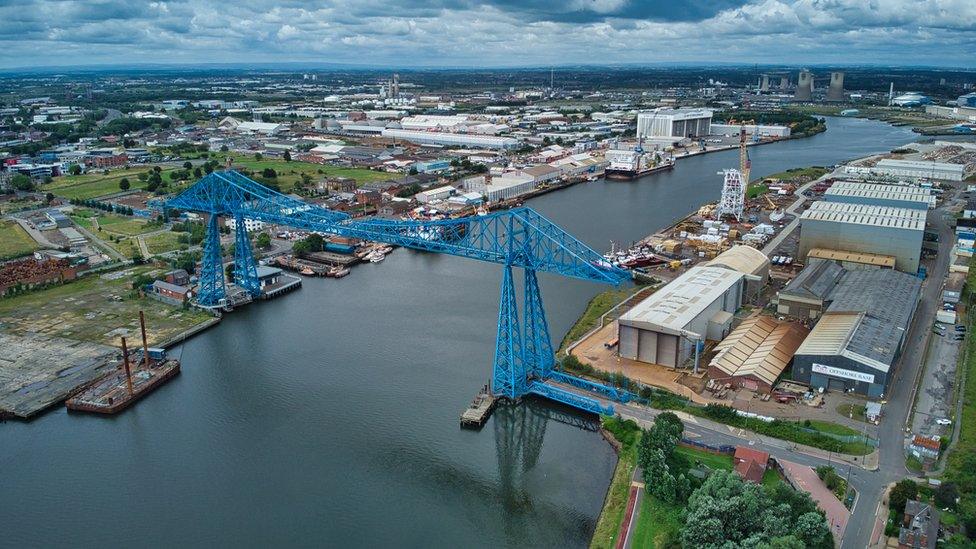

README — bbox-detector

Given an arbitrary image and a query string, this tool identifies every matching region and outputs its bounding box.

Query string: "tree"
[283,150,291,162]
[889,479,919,514]
[119,178,130,191]
[45,192,54,203]
[292,233,323,256]
[10,174,34,191]
[254,153,263,161]
[261,168,277,179]
[183,161,192,170]
[408,167,418,175]
[220,144,229,152]
[255,232,271,249]
[935,482,960,509]
[68,164,82,176]
[225,262,235,283]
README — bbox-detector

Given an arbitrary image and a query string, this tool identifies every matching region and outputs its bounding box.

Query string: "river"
[0,117,916,548]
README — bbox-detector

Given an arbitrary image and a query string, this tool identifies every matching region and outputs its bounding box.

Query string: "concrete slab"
[0,332,118,418]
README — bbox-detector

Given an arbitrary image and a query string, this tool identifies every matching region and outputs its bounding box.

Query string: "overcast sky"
[2,0,975,69]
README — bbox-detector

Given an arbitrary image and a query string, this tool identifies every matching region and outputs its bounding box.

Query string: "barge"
[65,311,180,415]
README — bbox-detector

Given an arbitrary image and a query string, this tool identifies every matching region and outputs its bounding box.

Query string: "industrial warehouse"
[798,201,926,273]
[822,181,935,210]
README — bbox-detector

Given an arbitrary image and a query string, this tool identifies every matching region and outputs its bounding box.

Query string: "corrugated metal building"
[805,248,896,270]
[792,268,922,397]
[617,265,744,368]
[824,181,935,210]
[798,201,925,273]
[706,245,770,301]
[776,259,846,319]
[707,315,809,392]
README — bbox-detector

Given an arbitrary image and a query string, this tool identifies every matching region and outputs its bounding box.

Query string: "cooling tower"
[795,70,813,101]
[760,74,770,92]
[780,76,790,89]
[826,71,845,102]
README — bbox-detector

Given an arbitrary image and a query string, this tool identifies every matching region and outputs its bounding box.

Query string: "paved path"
[761,170,835,255]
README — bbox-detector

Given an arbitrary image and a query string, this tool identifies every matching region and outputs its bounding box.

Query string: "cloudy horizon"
[2,0,975,69]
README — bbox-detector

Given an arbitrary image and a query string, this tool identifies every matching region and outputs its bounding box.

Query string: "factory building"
[380,128,519,150]
[823,181,935,210]
[706,245,771,302]
[805,248,896,270]
[225,216,265,232]
[617,265,744,368]
[415,185,456,204]
[798,201,925,273]
[707,315,809,393]
[776,259,846,320]
[464,174,536,203]
[637,108,713,139]
[791,268,921,397]
[710,123,791,138]
[870,159,964,182]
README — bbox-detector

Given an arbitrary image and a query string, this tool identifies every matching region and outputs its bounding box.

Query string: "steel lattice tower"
[717,169,745,222]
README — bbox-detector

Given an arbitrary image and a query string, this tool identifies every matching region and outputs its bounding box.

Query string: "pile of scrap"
[0,258,76,296]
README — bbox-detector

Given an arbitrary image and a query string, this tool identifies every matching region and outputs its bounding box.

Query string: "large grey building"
[823,181,934,210]
[792,268,921,397]
[798,201,925,273]
[617,265,744,369]
[637,108,713,139]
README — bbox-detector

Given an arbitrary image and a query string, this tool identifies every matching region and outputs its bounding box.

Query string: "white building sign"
[812,363,875,384]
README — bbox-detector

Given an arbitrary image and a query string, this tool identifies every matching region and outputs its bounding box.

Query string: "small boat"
[300,266,315,276]
[332,267,350,278]
[369,252,385,263]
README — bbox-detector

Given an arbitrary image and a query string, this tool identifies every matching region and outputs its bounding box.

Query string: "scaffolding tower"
[717,169,745,221]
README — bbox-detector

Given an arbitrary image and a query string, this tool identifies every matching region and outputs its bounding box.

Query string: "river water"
[0,117,916,548]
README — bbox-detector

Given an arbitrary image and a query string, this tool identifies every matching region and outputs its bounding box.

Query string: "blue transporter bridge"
[162,170,632,416]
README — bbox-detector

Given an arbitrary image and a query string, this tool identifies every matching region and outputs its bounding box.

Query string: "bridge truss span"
[161,170,631,416]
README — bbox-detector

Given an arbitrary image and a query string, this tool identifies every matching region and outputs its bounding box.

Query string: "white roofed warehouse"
[798,201,925,273]
[617,265,744,369]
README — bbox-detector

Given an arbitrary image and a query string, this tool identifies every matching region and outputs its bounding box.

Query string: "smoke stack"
[826,72,845,102]
[795,70,813,101]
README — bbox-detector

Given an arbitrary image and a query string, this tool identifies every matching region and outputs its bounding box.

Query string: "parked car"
[933,327,946,336]
[956,325,967,332]
[936,418,952,426]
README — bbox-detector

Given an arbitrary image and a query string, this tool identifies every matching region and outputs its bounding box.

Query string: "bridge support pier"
[233,212,261,298]
[523,268,554,380]
[492,264,526,400]
[197,214,226,308]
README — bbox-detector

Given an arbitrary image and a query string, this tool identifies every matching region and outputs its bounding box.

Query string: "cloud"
[0,0,973,68]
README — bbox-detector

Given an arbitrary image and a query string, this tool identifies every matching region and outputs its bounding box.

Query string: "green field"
[212,153,392,190]
[560,286,650,353]
[144,232,183,255]
[0,220,41,260]
[43,166,177,200]
[806,419,862,437]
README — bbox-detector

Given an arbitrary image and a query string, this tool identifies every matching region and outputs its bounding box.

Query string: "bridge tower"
[197,214,226,307]
[232,212,261,298]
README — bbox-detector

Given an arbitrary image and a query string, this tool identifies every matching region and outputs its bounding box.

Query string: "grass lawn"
[629,495,684,548]
[212,153,392,191]
[44,166,178,200]
[0,220,41,260]
[759,166,830,183]
[560,287,647,353]
[0,264,212,346]
[746,183,768,198]
[591,417,641,549]
[675,445,732,471]
[99,218,155,237]
[144,232,183,255]
[835,403,869,423]
[805,420,862,437]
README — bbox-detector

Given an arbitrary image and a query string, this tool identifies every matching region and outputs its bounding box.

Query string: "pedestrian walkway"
[779,458,849,543]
